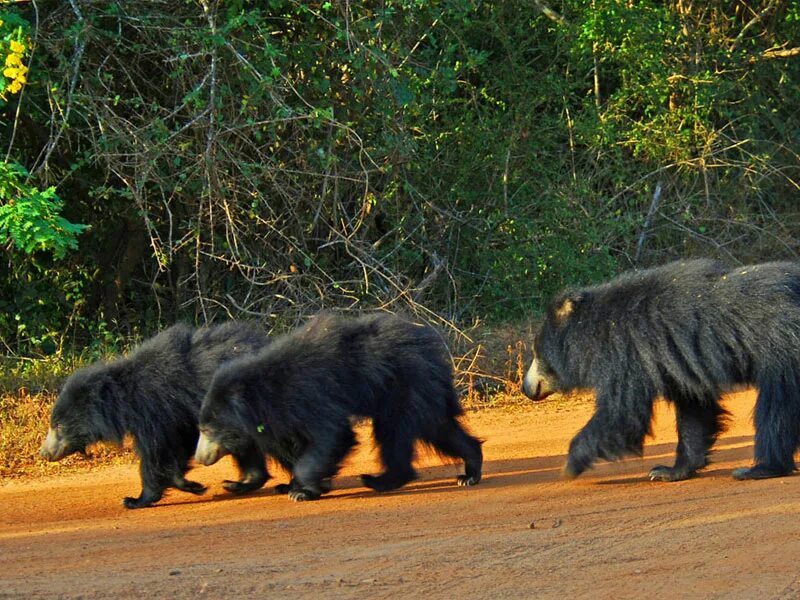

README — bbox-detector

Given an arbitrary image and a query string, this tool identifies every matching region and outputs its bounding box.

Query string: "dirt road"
[2,390,799,599]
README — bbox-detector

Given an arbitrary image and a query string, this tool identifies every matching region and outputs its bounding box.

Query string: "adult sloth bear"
[40,323,270,508]
[522,259,800,482]
[194,312,483,501]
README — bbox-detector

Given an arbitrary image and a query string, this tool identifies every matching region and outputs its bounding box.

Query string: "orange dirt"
[2,390,800,599]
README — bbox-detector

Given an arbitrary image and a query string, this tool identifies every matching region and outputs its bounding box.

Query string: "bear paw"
[123,496,155,509]
[223,477,266,494]
[274,478,332,495]
[648,465,694,482]
[274,483,293,495]
[732,465,792,480]
[288,488,320,502]
[456,474,481,486]
[176,479,207,495]
[360,472,416,492]
[563,460,585,480]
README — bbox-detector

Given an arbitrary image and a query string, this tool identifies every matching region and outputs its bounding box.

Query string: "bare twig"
[760,46,800,60]
[730,0,778,52]
[30,0,86,176]
[532,0,567,26]
[634,182,663,264]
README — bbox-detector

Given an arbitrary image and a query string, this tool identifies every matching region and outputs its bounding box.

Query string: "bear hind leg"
[423,419,483,486]
[733,373,800,480]
[650,397,726,482]
[361,421,417,492]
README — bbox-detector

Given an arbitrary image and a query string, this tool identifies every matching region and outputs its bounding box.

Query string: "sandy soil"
[2,389,799,599]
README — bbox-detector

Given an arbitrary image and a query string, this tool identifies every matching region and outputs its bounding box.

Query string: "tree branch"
[532,0,566,26]
[762,46,800,60]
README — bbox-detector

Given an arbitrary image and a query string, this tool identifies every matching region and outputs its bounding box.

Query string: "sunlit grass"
[0,389,136,480]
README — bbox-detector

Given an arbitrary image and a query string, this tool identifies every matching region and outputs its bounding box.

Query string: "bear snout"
[521,378,536,399]
[39,427,67,461]
[522,358,553,401]
[522,379,551,401]
[194,431,227,466]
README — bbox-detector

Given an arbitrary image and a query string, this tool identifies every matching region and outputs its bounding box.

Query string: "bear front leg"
[564,418,603,479]
[650,399,725,482]
[361,420,417,492]
[288,425,355,501]
[565,390,653,479]
[123,460,166,509]
[224,442,270,494]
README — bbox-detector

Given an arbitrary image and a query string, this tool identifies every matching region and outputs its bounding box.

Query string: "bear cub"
[195,312,483,501]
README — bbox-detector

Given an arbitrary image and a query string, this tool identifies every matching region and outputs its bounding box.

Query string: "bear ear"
[553,292,585,325]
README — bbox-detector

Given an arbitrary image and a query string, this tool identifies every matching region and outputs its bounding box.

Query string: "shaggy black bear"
[194,312,483,501]
[522,259,800,482]
[40,322,270,508]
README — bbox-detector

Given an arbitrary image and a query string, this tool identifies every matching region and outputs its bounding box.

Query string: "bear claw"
[275,478,332,496]
[288,488,319,502]
[648,465,694,482]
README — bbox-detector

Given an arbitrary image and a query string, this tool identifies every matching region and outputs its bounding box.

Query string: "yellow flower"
[8,80,21,93]
[0,19,4,27]
[5,54,21,67]
[3,67,18,78]
[16,73,26,85]
[9,40,25,54]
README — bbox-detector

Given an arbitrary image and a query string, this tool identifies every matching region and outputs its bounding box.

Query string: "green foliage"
[0,162,89,259]
[0,161,91,355]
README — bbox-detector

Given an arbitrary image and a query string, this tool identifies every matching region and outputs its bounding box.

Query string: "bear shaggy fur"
[40,322,270,508]
[522,259,800,482]
[194,312,483,501]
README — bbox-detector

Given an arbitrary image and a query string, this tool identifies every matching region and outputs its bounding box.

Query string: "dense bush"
[1,0,798,356]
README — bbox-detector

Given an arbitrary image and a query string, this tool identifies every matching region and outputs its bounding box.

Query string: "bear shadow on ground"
[337,434,758,498]
[167,434,759,507]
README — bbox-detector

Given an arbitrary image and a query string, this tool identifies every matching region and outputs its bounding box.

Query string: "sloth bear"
[522,259,800,482]
[40,322,270,508]
[194,312,483,501]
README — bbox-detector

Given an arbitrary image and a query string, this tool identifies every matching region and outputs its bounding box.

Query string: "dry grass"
[455,320,538,410]
[0,389,136,480]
